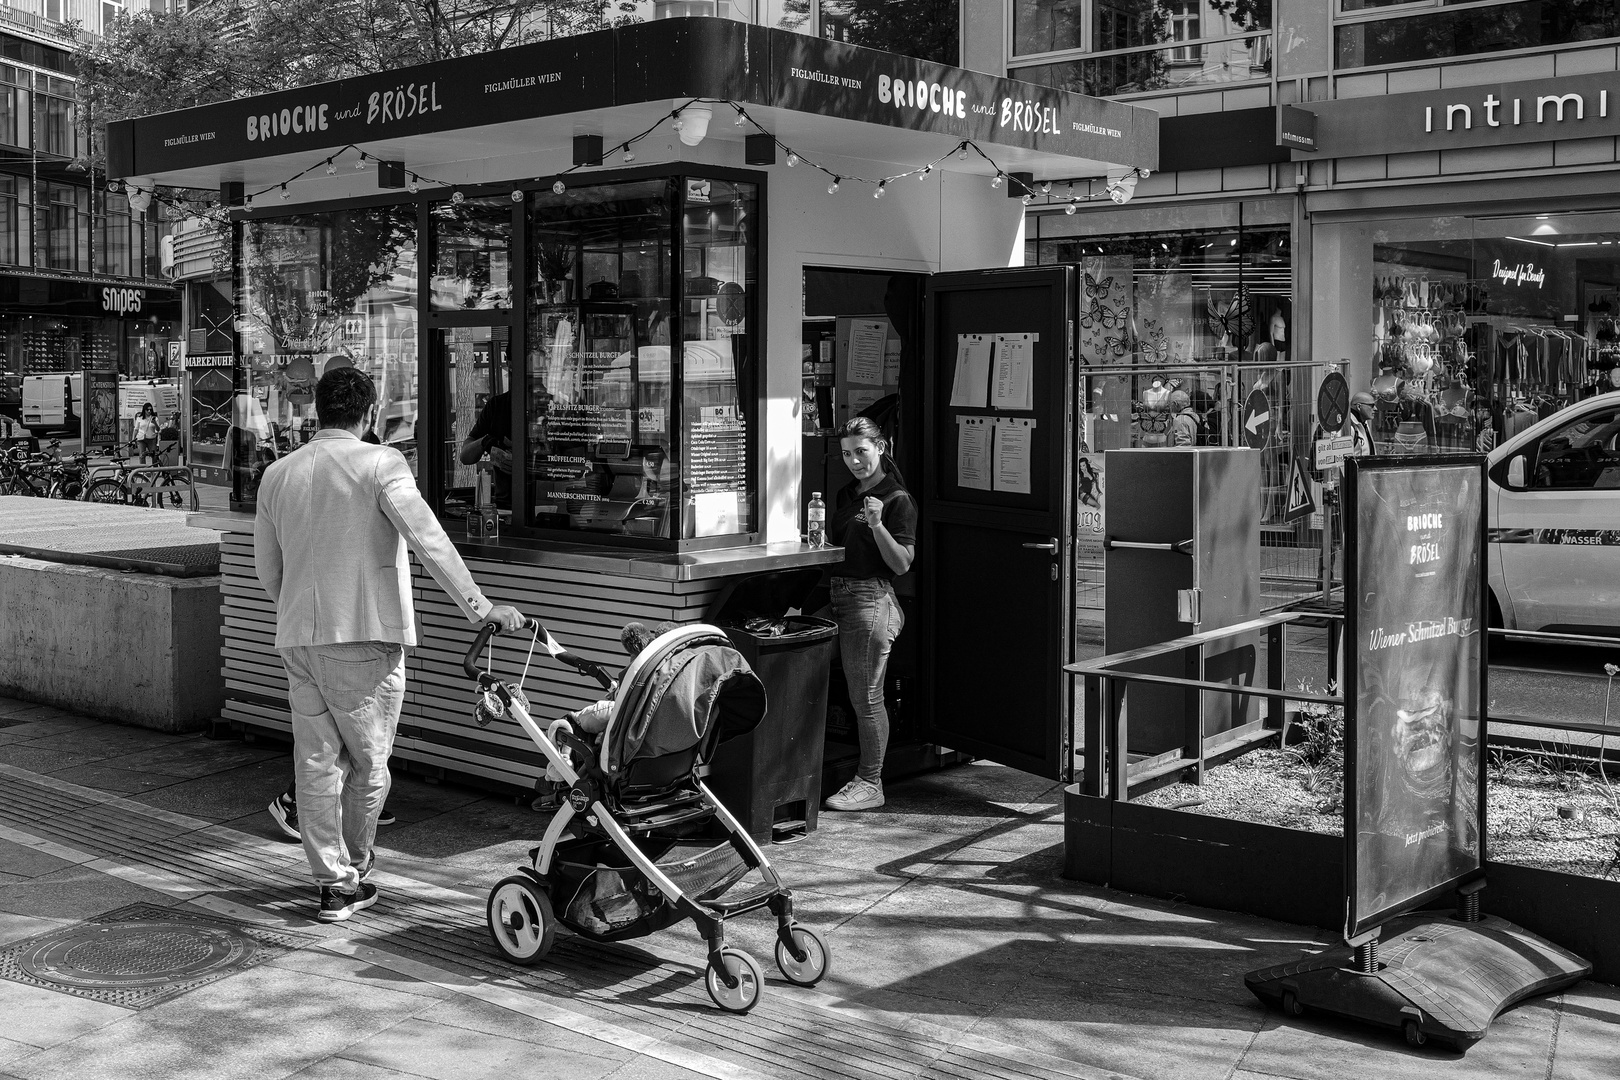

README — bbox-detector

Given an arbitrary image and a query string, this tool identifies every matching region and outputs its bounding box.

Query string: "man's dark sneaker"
[318,882,378,923]
[267,793,299,841]
[376,808,396,826]
[357,850,376,883]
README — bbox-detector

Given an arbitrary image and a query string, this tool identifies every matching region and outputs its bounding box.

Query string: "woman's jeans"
[830,577,904,784]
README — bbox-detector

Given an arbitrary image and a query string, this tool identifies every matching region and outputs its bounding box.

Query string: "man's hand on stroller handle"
[486,605,527,633]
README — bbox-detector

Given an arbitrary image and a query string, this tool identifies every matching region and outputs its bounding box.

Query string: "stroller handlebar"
[462,617,539,680]
[462,618,616,691]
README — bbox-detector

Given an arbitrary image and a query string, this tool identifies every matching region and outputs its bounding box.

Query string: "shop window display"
[1318,209,1620,458]
[234,206,418,503]
[1033,219,1303,523]
[524,175,758,548]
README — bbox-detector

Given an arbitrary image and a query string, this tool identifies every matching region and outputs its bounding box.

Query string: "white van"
[1488,390,1620,634]
[19,373,83,434]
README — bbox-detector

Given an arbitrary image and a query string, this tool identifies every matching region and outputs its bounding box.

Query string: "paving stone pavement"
[0,692,1614,1080]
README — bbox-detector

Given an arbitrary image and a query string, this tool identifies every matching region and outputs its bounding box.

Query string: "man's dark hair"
[315,367,377,429]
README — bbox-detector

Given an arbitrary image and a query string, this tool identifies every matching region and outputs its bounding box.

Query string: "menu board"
[688,404,747,537]
[1344,456,1486,940]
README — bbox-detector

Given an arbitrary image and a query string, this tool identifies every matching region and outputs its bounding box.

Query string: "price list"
[687,405,747,494]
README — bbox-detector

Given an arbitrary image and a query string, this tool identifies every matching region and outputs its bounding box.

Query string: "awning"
[107,18,1157,196]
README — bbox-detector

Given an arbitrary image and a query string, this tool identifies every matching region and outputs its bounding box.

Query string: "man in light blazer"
[255,368,524,922]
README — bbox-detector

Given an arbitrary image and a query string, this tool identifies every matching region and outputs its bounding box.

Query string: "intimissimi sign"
[1294,71,1620,159]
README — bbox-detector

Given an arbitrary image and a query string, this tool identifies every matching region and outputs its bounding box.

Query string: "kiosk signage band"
[1343,455,1487,942]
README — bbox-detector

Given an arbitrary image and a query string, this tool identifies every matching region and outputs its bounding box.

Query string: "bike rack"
[126,465,200,511]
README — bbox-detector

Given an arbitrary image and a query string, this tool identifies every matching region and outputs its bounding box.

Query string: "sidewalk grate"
[0,902,312,1010]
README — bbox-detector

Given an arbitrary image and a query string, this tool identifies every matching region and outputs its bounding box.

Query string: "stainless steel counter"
[190,512,842,582]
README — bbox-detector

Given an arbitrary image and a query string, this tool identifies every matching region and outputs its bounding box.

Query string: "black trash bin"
[703,568,838,843]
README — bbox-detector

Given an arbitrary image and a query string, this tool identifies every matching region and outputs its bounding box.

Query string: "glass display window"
[523,173,759,549]
[430,196,512,311]
[1318,208,1620,458]
[234,205,418,503]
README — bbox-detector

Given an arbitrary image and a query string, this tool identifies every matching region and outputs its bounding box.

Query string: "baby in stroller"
[467,617,831,1014]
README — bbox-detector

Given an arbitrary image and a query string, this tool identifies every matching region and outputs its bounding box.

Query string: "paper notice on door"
[847,320,887,385]
[882,337,902,386]
[993,416,1035,494]
[949,334,992,407]
[956,415,993,490]
[991,333,1035,410]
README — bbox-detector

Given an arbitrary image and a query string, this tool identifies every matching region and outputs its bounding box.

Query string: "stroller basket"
[561,838,750,939]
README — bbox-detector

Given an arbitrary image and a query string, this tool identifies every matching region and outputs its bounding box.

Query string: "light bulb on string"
[623,147,635,162]
[990,174,1003,189]
[243,195,254,209]
[734,110,746,125]
[874,181,887,199]
[325,159,337,175]
[355,153,368,169]
[1021,193,1032,204]
[786,152,798,167]
[1040,182,1051,195]
[957,145,969,160]
[552,179,566,195]
[407,177,418,195]
[919,166,932,180]
[1065,203,1078,216]
[510,189,524,203]
[450,190,465,205]
[827,176,840,194]
[279,184,291,200]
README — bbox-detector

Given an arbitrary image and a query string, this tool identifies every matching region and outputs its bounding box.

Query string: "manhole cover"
[0,904,311,1009]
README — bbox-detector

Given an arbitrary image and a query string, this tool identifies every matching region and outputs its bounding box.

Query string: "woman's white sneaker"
[824,778,884,811]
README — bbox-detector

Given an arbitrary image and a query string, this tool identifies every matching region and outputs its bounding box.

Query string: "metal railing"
[1067,615,1620,801]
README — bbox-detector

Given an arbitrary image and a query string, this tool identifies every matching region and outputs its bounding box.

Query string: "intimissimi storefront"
[1305,68,1620,453]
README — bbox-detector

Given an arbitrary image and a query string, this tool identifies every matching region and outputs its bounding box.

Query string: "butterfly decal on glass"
[1082,273,1125,331]
[1206,288,1255,345]
[1133,316,1168,364]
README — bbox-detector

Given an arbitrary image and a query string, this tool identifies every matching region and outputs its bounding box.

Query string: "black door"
[920,267,1076,780]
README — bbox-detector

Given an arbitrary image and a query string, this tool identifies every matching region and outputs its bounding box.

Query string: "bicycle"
[0,444,55,497]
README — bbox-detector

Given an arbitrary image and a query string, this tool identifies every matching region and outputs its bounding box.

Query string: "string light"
[156,107,1150,227]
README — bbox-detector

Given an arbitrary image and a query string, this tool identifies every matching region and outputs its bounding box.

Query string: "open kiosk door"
[920,267,1076,780]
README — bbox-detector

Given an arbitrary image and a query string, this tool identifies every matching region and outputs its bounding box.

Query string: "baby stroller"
[463,618,831,1014]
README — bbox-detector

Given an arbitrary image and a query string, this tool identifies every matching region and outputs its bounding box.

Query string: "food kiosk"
[107,18,1157,794]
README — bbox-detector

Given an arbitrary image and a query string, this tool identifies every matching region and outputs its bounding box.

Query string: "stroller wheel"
[704,948,764,1014]
[486,876,556,965]
[774,925,831,987]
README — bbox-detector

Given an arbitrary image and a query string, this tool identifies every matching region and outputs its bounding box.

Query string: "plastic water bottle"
[807,491,825,547]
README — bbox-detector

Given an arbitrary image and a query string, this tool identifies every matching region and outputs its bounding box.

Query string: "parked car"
[1488,390,1620,634]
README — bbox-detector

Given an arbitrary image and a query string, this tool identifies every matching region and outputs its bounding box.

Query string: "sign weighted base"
[1243,913,1590,1052]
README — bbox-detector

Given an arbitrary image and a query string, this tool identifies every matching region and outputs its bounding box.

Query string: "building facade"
[0,2,180,433]
[965,0,1620,463]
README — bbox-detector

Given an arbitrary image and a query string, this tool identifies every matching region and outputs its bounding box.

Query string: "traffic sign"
[1317,371,1350,432]
[1243,388,1272,449]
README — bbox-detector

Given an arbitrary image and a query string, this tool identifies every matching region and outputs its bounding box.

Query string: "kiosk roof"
[107,18,1157,196]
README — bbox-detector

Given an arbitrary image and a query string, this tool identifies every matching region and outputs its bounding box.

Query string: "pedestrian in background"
[254,368,525,922]
[1169,390,1200,447]
[133,403,160,464]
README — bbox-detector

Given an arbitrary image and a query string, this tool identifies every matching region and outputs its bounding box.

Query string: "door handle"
[1022,538,1059,553]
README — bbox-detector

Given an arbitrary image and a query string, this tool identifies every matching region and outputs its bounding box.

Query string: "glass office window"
[1336,1,1620,69]
[0,174,29,266]
[235,206,418,503]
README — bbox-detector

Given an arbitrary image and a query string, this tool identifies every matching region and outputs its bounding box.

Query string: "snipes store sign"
[1296,71,1620,159]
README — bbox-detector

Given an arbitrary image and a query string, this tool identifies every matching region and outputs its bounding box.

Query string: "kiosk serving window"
[235,206,418,502]
[523,174,758,547]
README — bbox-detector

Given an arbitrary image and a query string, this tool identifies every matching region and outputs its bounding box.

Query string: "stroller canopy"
[601,624,766,779]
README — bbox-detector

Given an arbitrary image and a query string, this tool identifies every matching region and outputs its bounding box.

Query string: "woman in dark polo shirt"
[823,416,917,813]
